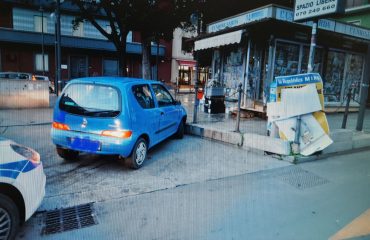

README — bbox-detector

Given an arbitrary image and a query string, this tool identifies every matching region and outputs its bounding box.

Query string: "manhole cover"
[41,203,98,235]
[281,168,329,189]
[274,166,329,190]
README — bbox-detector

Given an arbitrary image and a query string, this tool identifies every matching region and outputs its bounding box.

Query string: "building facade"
[338,0,370,105]
[194,3,370,111]
[171,28,197,87]
[0,0,171,85]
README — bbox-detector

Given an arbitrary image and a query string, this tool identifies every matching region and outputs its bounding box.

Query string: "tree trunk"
[142,36,152,79]
[115,32,128,77]
[117,38,127,77]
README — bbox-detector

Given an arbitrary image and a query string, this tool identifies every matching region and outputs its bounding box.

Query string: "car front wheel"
[56,147,79,160]
[0,193,20,240]
[127,138,147,169]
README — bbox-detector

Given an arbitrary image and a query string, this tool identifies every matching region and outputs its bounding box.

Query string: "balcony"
[0,27,165,56]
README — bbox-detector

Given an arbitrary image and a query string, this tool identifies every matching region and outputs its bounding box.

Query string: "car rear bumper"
[51,129,134,157]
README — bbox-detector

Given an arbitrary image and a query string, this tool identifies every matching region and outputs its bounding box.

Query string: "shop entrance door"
[178,65,192,85]
[243,40,264,109]
[70,56,88,79]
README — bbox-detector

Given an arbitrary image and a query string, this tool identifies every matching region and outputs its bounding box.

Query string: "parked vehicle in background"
[34,75,54,93]
[0,72,54,93]
[0,72,33,80]
[51,77,187,169]
[0,137,46,240]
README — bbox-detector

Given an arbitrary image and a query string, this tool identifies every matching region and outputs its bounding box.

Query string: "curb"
[186,124,370,164]
[186,124,291,155]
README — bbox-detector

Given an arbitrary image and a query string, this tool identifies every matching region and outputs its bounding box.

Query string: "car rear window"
[59,83,120,117]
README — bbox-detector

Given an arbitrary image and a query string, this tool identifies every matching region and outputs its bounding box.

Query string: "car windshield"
[59,83,120,117]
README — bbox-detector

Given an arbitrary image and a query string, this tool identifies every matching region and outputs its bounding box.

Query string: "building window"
[347,20,362,25]
[35,54,49,72]
[70,56,87,78]
[72,22,84,37]
[103,59,119,76]
[274,42,300,77]
[346,0,368,8]
[181,37,191,53]
[106,25,112,34]
[324,51,364,103]
[34,15,48,33]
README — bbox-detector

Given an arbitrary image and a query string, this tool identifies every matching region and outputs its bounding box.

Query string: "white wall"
[0,80,49,109]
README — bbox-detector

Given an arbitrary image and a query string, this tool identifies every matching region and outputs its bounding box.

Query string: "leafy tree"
[71,0,132,76]
[71,0,197,78]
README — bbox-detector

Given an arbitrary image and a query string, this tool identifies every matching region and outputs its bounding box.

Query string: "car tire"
[174,120,184,139]
[0,193,20,240]
[56,147,79,160]
[127,138,147,169]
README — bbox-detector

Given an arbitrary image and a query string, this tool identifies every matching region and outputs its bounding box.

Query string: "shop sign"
[305,19,336,31]
[268,73,330,148]
[276,6,369,40]
[276,8,294,22]
[207,8,270,33]
[335,22,370,40]
[271,73,325,112]
[293,0,345,22]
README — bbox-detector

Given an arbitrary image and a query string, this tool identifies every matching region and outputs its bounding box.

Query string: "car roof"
[0,72,32,75]
[69,77,162,87]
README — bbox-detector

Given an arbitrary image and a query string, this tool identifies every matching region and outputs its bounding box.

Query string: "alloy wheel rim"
[0,207,11,240]
[135,142,147,165]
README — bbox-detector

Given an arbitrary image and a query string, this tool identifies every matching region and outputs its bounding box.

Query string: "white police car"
[0,137,46,240]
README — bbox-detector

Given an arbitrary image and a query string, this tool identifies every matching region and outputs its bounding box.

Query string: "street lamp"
[39,6,45,76]
[53,0,63,95]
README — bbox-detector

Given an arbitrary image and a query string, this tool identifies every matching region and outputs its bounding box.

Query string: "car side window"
[152,84,174,107]
[132,84,155,109]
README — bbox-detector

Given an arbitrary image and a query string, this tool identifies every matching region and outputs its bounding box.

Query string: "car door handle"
[160,112,164,115]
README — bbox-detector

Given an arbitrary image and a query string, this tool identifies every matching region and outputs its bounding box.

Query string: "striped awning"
[194,30,243,51]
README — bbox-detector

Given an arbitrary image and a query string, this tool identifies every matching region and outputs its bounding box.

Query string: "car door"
[130,84,161,147]
[151,84,179,141]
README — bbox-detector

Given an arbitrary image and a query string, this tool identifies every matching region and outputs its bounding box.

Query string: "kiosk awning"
[177,60,197,67]
[194,30,243,51]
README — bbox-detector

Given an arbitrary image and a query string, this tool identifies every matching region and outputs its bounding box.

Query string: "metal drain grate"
[41,203,98,235]
[276,167,329,190]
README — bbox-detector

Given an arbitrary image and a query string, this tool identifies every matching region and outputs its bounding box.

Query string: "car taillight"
[10,143,40,164]
[52,122,70,131]
[32,75,36,81]
[101,130,132,138]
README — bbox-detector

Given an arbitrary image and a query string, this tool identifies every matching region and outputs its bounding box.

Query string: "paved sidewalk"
[176,93,370,160]
[176,93,370,134]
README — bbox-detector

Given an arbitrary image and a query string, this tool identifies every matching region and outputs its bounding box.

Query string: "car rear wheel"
[56,147,79,160]
[127,138,147,169]
[0,193,19,240]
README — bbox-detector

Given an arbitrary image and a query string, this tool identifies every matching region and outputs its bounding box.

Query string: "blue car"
[51,77,187,169]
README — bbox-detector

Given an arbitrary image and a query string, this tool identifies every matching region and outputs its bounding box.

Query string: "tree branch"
[73,1,112,40]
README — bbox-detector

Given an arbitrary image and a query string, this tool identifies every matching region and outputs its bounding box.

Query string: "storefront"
[194,5,370,111]
[177,60,196,85]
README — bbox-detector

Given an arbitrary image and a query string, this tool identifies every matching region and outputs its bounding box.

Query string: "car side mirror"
[174,100,181,105]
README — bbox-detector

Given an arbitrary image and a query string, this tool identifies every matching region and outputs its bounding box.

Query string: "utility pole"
[356,45,370,131]
[55,0,62,95]
[156,35,159,81]
[192,11,201,123]
[307,20,318,73]
[40,6,45,76]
